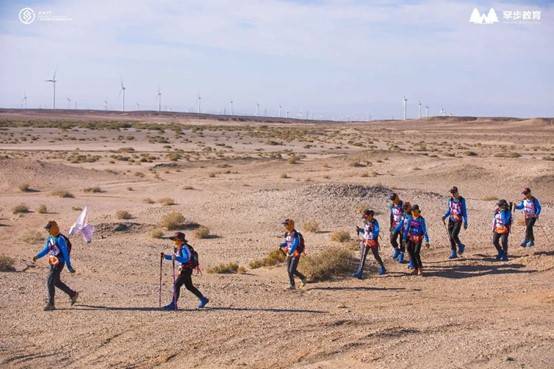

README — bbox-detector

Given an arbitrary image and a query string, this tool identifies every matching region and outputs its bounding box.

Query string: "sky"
[0,0,553,119]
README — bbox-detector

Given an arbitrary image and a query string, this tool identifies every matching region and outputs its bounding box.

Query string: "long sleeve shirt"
[163,246,191,265]
[514,197,541,218]
[404,216,430,243]
[35,235,73,270]
[357,219,379,240]
[443,197,468,225]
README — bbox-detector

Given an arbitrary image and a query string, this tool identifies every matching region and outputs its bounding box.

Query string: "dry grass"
[116,210,133,220]
[18,183,33,192]
[151,229,164,239]
[482,196,499,201]
[160,211,185,230]
[330,230,351,243]
[249,249,286,269]
[37,204,48,214]
[302,220,320,233]
[51,190,75,198]
[299,246,355,282]
[0,255,16,272]
[12,204,30,214]
[20,231,44,244]
[158,197,176,206]
[194,226,210,239]
[84,186,104,193]
[143,198,155,204]
[494,152,521,158]
[207,262,240,274]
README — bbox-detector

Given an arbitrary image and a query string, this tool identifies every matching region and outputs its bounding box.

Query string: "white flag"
[68,206,95,243]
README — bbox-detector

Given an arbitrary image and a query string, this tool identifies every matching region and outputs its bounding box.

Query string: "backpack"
[296,232,305,254]
[58,234,72,256]
[183,244,199,269]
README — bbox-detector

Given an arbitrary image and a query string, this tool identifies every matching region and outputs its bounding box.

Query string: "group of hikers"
[32,186,542,311]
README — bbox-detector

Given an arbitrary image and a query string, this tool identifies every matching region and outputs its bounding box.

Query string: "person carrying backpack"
[514,187,541,247]
[441,186,468,259]
[393,202,413,268]
[279,219,307,290]
[32,221,78,311]
[404,205,430,276]
[353,209,386,279]
[161,232,208,310]
[388,193,404,263]
[492,200,512,261]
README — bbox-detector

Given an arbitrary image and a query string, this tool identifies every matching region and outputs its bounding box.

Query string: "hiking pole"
[172,247,177,310]
[158,253,163,308]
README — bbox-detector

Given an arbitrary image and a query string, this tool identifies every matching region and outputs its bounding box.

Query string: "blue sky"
[0,0,552,119]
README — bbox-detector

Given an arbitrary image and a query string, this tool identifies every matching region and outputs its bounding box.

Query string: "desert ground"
[0,110,553,369]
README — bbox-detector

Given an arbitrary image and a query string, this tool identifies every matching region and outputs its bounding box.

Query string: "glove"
[32,256,37,262]
[463,223,468,230]
[160,252,164,257]
[356,226,361,234]
[425,242,430,248]
[441,218,446,224]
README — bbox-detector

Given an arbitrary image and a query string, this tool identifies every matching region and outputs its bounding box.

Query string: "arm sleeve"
[462,198,468,224]
[443,200,451,220]
[501,211,510,226]
[514,201,524,210]
[389,206,393,228]
[288,234,299,255]
[373,221,380,239]
[175,248,191,264]
[402,219,410,241]
[393,220,403,234]
[35,240,50,259]
[422,219,430,243]
[58,237,72,269]
[536,199,541,216]
[163,254,172,261]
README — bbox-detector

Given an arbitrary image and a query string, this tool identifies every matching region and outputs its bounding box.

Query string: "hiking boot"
[70,291,79,306]
[407,260,415,269]
[457,243,465,255]
[500,254,509,262]
[163,302,177,311]
[392,248,401,260]
[526,241,534,247]
[197,297,209,309]
[43,304,55,311]
[378,265,386,275]
[417,268,424,276]
[299,278,307,288]
[448,250,458,259]
[397,252,404,263]
[495,250,504,261]
[285,285,296,290]
[412,268,419,275]
[519,240,527,247]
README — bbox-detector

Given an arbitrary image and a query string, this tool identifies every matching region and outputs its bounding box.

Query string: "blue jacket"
[514,197,541,218]
[35,235,73,270]
[404,216,430,243]
[163,245,191,265]
[280,231,301,256]
[394,213,412,236]
[442,197,468,226]
[357,219,379,240]
[492,210,512,231]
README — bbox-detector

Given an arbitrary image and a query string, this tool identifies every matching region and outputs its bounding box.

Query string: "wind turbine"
[45,70,57,109]
[278,105,282,118]
[136,102,140,110]
[197,95,202,114]
[22,92,28,109]
[119,80,126,112]
[256,103,260,116]
[440,105,445,115]
[402,96,408,120]
[157,87,162,112]
[104,100,108,111]
[418,101,422,119]
[229,100,234,115]
[66,97,72,109]
[425,105,430,119]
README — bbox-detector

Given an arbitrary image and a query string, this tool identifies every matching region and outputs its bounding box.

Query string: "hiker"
[514,187,541,247]
[492,200,512,261]
[32,221,78,311]
[161,232,208,310]
[389,193,404,262]
[441,186,468,259]
[279,219,307,290]
[404,205,430,276]
[353,209,386,279]
[393,201,413,268]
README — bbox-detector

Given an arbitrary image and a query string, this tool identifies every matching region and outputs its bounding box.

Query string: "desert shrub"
[465,151,478,156]
[238,266,247,274]
[116,210,133,220]
[287,155,299,164]
[37,204,48,214]
[194,226,210,239]
[21,231,44,244]
[143,198,155,204]
[303,220,320,233]
[12,204,30,214]
[84,186,103,193]
[183,186,195,190]
[18,183,33,192]
[72,206,83,211]
[330,230,351,243]
[482,196,499,201]
[207,262,240,274]
[151,229,164,239]
[160,211,185,230]
[249,249,287,269]
[280,173,289,179]
[494,152,521,158]
[158,197,176,206]
[543,156,554,161]
[299,247,355,282]
[0,255,16,272]
[51,190,75,198]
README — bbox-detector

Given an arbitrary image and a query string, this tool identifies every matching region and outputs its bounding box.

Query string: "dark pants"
[47,263,75,305]
[287,256,305,287]
[524,217,536,243]
[407,240,423,269]
[390,229,402,250]
[174,268,204,302]
[448,220,462,251]
[492,232,509,255]
[356,243,384,274]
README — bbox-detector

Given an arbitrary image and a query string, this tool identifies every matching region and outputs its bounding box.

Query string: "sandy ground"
[0,111,553,369]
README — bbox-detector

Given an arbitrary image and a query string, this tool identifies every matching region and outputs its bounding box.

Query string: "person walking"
[353,209,386,279]
[280,219,307,290]
[492,200,512,261]
[442,186,468,259]
[514,187,541,247]
[404,205,430,276]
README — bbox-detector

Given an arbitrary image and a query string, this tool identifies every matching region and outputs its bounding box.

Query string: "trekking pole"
[172,248,177,309]
[158,253,163,308]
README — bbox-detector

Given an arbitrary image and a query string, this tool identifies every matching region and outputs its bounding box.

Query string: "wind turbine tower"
[23,92,28,109]
[197,95,202,114]
[157,88,162,112]
[120,81,126,112]
[425,105,430,119]
[45,71,57,109]
[418,101,422,119]
[402,96,408,120]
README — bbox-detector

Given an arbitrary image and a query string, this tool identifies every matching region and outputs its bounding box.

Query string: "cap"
[362,209,374,217]
[411,204,421,212]
[522,187,531,195]
[497,199,509,207]
[389,193,398,201]
[44,220,58,230]
[169,232,187,242]
[450,186,459,194]
[282,219,295,227]
[403,202,412,211]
